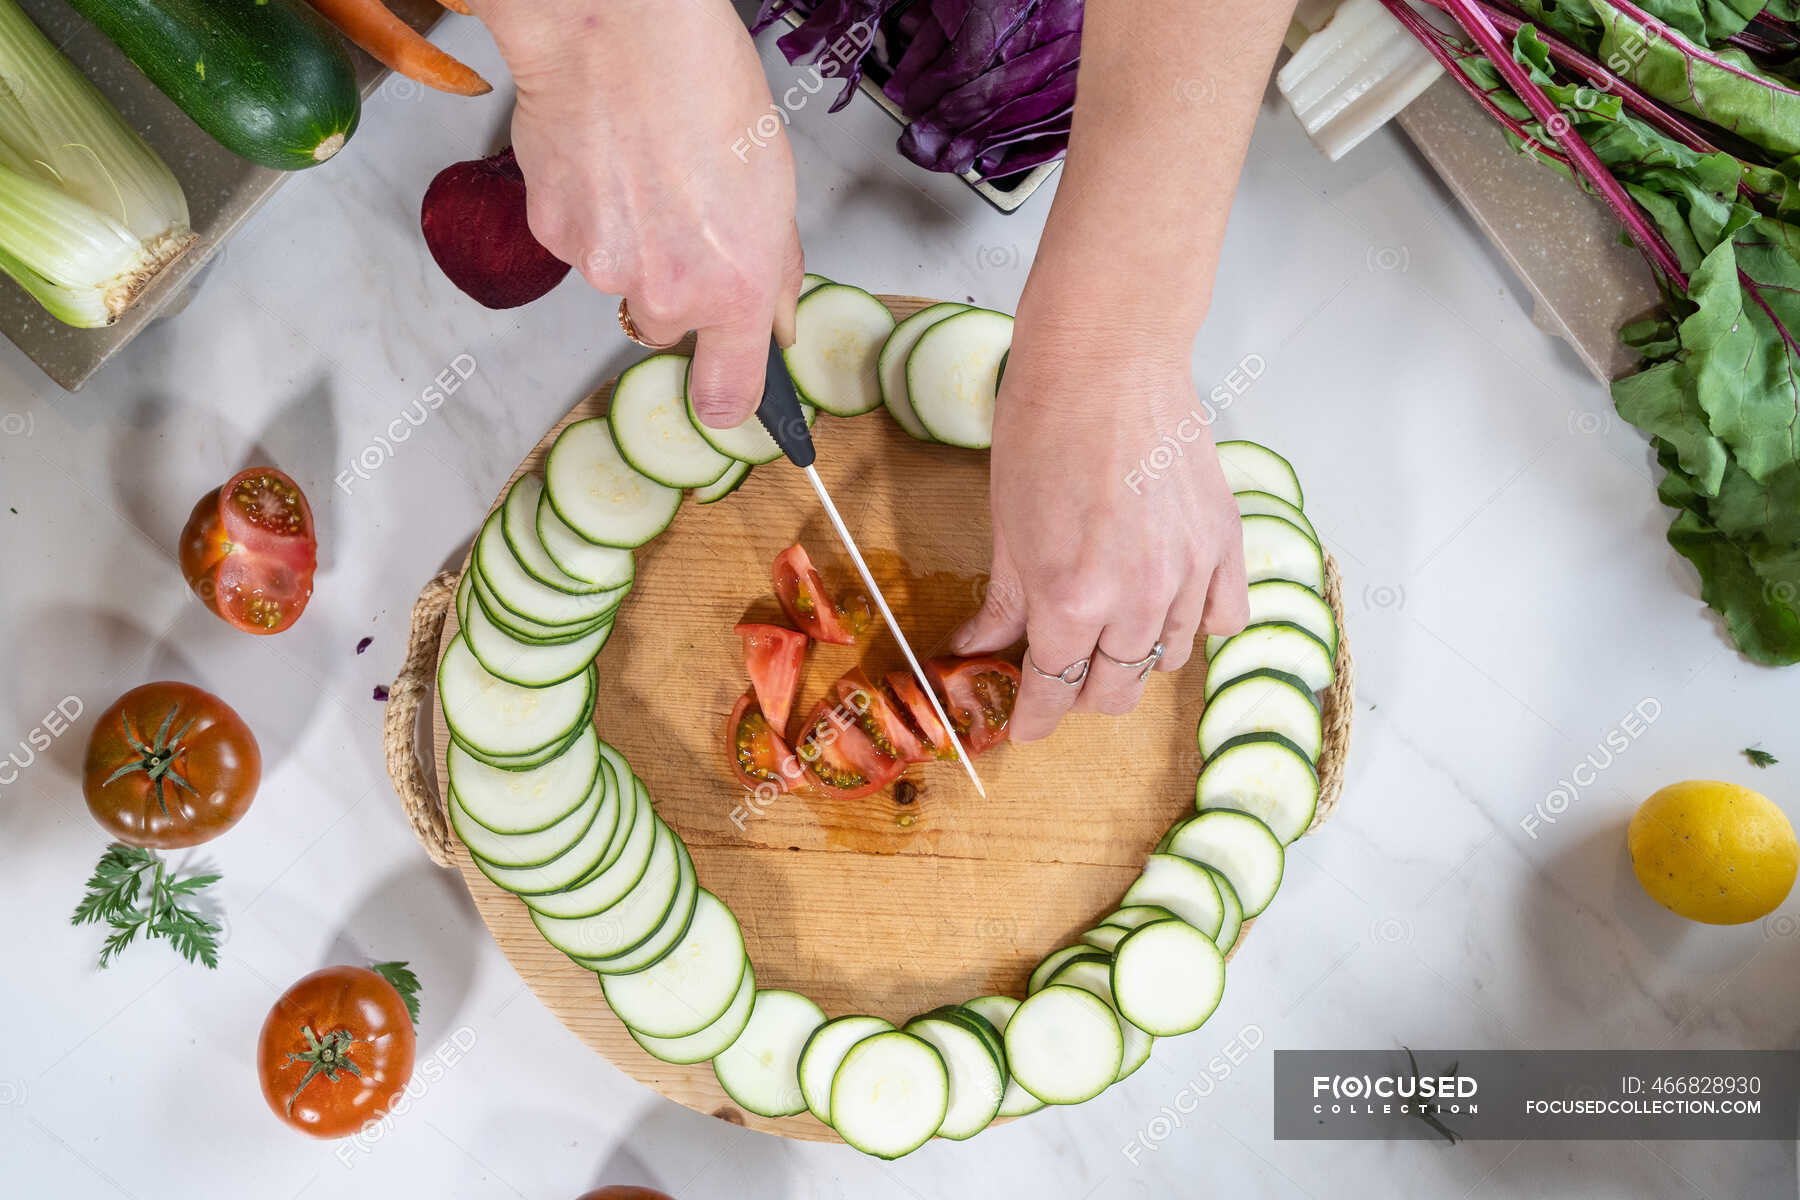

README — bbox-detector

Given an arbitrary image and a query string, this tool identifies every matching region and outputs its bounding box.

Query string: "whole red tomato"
[83,681,260,848]
[180,466,317,634]
[257,966,416,1138]
[577,1190,678,1200]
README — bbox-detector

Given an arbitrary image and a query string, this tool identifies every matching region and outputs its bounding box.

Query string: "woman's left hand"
[950,311,1250,742]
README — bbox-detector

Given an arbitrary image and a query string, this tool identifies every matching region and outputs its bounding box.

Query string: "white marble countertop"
[4,15,1798,1200]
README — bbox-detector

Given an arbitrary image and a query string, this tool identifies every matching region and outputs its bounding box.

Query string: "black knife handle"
[756,337,816,469]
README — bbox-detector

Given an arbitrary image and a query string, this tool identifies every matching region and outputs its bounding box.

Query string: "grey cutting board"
[5,0,444,391]
[1395,74,1660,384]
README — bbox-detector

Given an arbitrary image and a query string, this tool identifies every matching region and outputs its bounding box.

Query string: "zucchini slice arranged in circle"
[712,988,826,1117]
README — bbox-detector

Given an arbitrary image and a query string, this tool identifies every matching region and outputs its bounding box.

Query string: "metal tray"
[5,0,444,391]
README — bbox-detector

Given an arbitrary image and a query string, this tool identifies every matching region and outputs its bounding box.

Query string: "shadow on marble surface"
[328,856,481,1040]
[8,605,199,779]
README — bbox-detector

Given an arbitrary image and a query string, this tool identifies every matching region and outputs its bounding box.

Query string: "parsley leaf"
[1746,747,1779,768]
[71,843,223,969]
[371,961,422,1026]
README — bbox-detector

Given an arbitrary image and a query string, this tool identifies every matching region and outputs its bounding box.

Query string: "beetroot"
[420,147,570,309]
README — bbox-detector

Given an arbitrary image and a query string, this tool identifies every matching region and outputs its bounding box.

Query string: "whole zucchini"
[66,0,361,171]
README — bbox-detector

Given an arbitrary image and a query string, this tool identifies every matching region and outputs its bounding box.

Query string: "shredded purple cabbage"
[761,0,1082,179]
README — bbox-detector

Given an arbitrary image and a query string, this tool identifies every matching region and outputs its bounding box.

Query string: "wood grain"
[430,296,1330,1143]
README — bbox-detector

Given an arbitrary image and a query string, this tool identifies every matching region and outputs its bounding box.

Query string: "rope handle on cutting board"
[381,559,1355,867]
[384,571,459,868]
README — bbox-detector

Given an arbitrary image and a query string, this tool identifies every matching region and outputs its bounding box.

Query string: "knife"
[753,337,987,798]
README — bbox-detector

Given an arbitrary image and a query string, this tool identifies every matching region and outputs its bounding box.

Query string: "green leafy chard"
[1385,0,1800,664]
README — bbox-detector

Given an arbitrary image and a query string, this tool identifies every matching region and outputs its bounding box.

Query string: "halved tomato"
[735,623,808,734]
[726,691,803,793]
[180,467,317,635]
[772,543,871,646]
[926,656,1021,756]
[884,671,957,761]
[834,668,930,765]
[793,696,904,801]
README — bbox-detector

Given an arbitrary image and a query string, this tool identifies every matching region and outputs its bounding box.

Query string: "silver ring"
[1025,650,1090,686]
[1097,641,1165,682]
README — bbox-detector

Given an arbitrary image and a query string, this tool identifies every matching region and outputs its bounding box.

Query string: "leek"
[0,0,193,327]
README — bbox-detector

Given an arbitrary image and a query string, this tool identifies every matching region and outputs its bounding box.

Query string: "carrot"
[307,0,492,95]
[435,0,472,14]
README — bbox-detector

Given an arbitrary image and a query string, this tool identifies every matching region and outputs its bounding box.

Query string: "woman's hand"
[474,0,804,425]
[951,313,1249,741]
[947,0,1293,741]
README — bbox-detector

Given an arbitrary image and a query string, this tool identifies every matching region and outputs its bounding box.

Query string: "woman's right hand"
[474,0,805,426]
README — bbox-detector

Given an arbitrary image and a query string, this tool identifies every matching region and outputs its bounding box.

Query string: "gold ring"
[617,298,676,349]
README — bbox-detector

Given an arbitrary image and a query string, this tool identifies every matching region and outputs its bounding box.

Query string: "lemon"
[1628,780,1798,924]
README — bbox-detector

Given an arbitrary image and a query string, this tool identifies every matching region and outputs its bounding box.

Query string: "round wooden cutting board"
[430,295,1347,1142]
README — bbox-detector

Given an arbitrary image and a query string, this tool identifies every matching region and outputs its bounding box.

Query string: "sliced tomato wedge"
[179,467,317,635]
[833,668,931,765]
[726,691,803,793]
[793,696,904,801]
[735,623,808,734]
[925,655,1021,756]
[772,543,871,646]
[884,671,957,761]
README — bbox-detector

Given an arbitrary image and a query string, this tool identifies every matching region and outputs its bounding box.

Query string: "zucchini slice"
[609,353,733,488]
[1111,919,1227,1037]
[1043,955,1151,1081]
[463,762,625,896]
[630,961,756,1065]
[1080,904,1179,953]
[1198,669,1323,761]
[545,418,682,548]
[1003,985,1122,1106]
[694,459,751,503]
[1242,513,1325,592]
[1196,731,1320,844]
[829,1031,949,1159]
[1209,868,1245,953]
[452,722,588,773]
[1233,489,1317,541]
[446,723,599,834]
[800,272,833,296]
[532,819,684,958]
[438,635,594,759]
[1204,621,1335,700]
[1080,925,1132,954]
[1028,944,1109,994]
[783,283,896,416]
[1217,440,1304,507]
[684,358,818,464]
[578,839,700,975]
[602,890,747,1038]
[1206,579,1338,659]
[878,301,969,440]
[903,1012,1004,1139]
[477,510,627,628]
[1164,811,1286,917]
[960,996,1044,1118]
[711,989,825,1117]
[449,769,601,869]
[1122,852,1225,940]
[535,492,636,590]
[799,1014,895,1125]
[463,568,610,647]
[523,780,658,918]
[501,475,611,595]
[460,571,612,687]
[906,307,1013,449]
